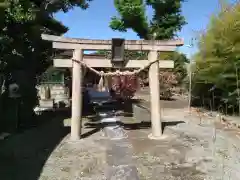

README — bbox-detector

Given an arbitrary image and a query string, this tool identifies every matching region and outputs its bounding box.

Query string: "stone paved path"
[101,117,140,180]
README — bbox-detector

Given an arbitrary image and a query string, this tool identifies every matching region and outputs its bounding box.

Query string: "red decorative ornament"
[110,74,139,99]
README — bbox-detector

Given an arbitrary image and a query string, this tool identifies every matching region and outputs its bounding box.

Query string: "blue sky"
[54,0,233,58]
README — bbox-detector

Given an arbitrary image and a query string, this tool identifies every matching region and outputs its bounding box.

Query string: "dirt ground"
[1,90,240,180]
[134,87,188,109]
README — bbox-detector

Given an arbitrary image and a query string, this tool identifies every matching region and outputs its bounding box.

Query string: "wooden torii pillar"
[41,34,183,141]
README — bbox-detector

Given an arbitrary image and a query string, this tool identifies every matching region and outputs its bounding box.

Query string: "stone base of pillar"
[148,133,168,140]
[70,135,81,141]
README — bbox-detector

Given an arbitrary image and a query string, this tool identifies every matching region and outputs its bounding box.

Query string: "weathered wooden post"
[148,51,162,139]
[71,49,83,140]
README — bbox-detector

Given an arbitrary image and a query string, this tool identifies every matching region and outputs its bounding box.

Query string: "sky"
[54,0,233,58]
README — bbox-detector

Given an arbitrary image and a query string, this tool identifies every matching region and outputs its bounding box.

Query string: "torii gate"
[41,34,183,141]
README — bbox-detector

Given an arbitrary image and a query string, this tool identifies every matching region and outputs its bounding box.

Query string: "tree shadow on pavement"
[85,120,185,134]
[0,109,70,180]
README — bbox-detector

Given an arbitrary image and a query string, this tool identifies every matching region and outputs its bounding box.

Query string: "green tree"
[108,0,187,95]
[192,2,240,114]
[0,0,92,128]
[110,0,186,40]
[160,51,188,84]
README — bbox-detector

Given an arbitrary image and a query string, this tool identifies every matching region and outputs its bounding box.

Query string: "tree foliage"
[159,51,188,83]
[108,0,187,98]
[1,0,91,74]
[110,0,186,40]
[192,2,240,114]
[0,0,92,128]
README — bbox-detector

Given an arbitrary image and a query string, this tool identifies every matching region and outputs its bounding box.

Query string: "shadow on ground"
[0,97,186,180]
[0,98,140,180]
[0,108,98,180]
[92,99,143,116]
[85,120,185,133]
[85,98,185,134]
[0,109,70,180]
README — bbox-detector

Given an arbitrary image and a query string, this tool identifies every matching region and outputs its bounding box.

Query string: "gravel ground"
[1,95,240,179]
[40,133,107,180]
[128,118,240,180]
[135,88,188,109]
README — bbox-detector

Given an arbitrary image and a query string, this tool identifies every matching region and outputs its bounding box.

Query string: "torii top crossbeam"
[41,34,184,51]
